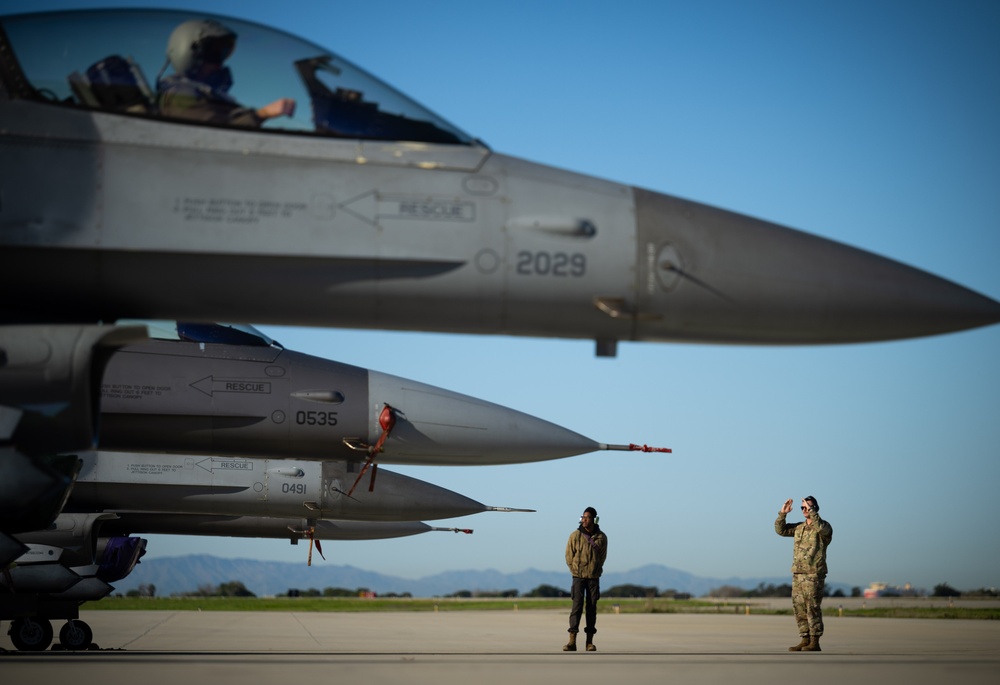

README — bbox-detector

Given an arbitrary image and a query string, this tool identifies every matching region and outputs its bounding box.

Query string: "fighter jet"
[8,443,506,653]
[96,322,665,476]
[2,9,997,355]
[5,512,470,651]
[68,450,535,522]
[6,318,656,652]
[0,7,998,619]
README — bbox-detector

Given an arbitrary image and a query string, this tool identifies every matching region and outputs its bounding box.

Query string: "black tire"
[9,617,54,651]
[58,620,93,650]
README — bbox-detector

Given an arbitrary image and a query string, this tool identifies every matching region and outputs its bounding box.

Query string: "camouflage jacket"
[565,525,608,579]
[775,511,832,575]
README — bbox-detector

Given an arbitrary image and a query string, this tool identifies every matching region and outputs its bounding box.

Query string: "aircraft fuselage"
[3,97,997,351]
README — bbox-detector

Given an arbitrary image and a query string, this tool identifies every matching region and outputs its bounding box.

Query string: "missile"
[100,514,472,541]
[95,323,665,466]
[68,450,534,522]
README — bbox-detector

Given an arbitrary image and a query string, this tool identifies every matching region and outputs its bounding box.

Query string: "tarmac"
[2,609,999,685]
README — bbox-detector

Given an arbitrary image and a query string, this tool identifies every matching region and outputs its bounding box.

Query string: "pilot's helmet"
[166,19,237,75]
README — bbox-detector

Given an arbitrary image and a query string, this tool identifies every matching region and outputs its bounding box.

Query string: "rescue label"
[195,457,254,472]
[216,461,252,470]
[224,381,270,393]
[393,199,475,221]
[191,376,272,396]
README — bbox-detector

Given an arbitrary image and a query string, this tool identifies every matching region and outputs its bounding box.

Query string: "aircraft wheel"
[59,619,93,650]
[9,617,54,651]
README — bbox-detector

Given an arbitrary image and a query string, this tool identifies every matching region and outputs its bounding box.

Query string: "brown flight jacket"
[565,525,608,579]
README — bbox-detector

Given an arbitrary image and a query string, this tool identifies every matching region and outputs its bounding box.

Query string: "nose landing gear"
[6,617,95,651]
[57,619,94,650]
[8,617,53,651]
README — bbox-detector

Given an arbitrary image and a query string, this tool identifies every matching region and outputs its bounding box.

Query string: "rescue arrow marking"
[190,376,272,397]
[194,457,254,473]
[339,190,476,226]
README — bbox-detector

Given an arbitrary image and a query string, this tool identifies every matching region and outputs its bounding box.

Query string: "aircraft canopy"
[0,8,474,144]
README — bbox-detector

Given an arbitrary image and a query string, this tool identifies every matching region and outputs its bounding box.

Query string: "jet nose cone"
[367,371,599,465]
[841,260,1000,338]
[634,188,1000,343]
[348,466,489,520]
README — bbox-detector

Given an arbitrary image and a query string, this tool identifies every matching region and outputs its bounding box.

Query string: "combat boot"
[585,634,596,651]
[563,631,577,651]
[801,636,821,652]
[788,635,810,651]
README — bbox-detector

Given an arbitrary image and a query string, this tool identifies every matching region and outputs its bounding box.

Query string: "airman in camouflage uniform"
[775,496,832,652]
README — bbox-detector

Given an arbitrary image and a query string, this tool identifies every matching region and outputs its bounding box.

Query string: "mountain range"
[109,554,849,598]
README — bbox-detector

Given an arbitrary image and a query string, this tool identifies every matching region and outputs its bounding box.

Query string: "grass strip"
[82,596,1000,619]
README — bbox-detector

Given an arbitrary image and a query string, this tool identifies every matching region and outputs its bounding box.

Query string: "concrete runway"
[3,610,999,685]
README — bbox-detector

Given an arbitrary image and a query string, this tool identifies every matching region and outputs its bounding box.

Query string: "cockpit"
[0,8,474,145]
[118,320,282,348]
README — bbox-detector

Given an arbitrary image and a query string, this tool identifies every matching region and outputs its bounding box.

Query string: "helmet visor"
[197,34,235,65]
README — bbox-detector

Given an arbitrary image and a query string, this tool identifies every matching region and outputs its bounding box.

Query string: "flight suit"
[158,74,263,127]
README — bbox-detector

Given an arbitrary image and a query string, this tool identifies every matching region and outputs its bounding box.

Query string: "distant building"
[863,582,923,598]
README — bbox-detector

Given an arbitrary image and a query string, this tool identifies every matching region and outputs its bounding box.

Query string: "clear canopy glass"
[1,8,473,144]
[117,320,281,348]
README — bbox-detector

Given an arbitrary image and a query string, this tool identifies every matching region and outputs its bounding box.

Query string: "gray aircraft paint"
[98,514,469,542]
[69,451,532,521]
[96,334,603,466]
[1,9,997,352]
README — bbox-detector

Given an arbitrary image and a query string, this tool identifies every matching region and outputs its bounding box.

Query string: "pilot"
[157,19,295,127]
[775,496,833,652]
[563,506,608,652]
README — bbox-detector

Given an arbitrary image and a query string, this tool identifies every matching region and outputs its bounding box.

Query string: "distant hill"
[109,554,847,598]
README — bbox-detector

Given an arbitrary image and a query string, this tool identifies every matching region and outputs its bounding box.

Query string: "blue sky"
[9,0,999,592]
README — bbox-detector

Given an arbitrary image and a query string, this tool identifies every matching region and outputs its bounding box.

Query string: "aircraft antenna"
[599,443,672,453]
